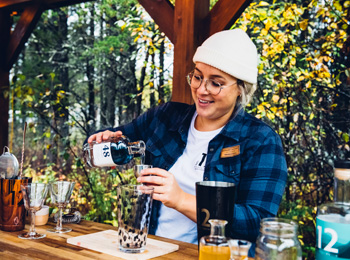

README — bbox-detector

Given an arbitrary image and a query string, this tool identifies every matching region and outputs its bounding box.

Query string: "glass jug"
[316,160,350,259]
[199,219,231,260]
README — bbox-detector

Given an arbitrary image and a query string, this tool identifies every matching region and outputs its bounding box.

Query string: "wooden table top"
[0,220,199,260]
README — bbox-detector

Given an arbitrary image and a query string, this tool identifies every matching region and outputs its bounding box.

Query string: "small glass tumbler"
[228,239,252,260]
[255,218,302,260]
[134,164,153,178]
[117,184,154,253]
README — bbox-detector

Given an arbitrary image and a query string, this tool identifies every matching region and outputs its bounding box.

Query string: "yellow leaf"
[257,104,265,112]
[258,1,270,6]
[299,19,308,30]
[134,35,140,43]
[337,42,343,49]
[297,76,305,82]
[291,57,296,65]
[272,95,280,103]
[261,28,268,36]
[270,107,277,113]
[310,112,314,120]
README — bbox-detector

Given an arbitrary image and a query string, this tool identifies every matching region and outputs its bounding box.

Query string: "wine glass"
[18,183,48,239]
[47,181,75,233]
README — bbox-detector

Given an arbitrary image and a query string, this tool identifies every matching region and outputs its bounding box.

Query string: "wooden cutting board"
[67,229,179,260]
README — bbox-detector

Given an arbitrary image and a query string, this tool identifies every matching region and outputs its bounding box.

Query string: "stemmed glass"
[47,181,75,233]
[18,183,48,239]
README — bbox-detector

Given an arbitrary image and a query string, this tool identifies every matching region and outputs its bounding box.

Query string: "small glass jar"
[255,217,302,260]
[83,136,145,168]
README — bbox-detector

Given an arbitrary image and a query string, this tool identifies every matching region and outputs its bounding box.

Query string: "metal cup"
[196,181,236,244]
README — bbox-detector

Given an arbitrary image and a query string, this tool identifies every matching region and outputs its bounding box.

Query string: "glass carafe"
[255,217,302,260]
[83,136,145,167]
[316,160,350,259]
[199,219,231,260]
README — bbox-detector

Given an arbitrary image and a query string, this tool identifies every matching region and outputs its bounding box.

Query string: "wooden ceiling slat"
[207,0,252,35]
[0,0,31,9]
[6,3,43,69]
[138,0,174,43]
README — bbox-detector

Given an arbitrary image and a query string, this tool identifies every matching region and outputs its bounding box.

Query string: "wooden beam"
[6,3,43,69]
[0,10,11,151]
[172,0,210,104]
[0,0,31,9]
[207,0,252,35]
[0,0,94,10]
[138,0,174,43]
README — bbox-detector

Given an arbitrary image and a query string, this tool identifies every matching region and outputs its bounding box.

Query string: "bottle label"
[92,142,117,167]
[316,215,350,259]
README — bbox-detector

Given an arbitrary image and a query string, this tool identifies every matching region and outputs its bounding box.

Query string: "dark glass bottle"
[83,136,145,167]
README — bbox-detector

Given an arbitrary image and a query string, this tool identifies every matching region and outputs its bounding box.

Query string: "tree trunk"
[158,35,165,104]
[52,8,69,168]
[86,3,95,133]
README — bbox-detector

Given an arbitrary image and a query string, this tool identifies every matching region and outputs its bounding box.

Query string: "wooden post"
[0,10,11,151]
[172,0,210,104]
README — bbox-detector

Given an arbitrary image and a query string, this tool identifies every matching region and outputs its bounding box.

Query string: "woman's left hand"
[137,168,184,210]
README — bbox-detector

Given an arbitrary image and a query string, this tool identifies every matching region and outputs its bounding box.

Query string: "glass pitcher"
[199,219,231,260]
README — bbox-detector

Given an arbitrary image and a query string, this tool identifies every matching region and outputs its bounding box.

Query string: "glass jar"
[83,136,145,167]
[199,219,231,260]
[316,160,350,259]
[255,217,302,260]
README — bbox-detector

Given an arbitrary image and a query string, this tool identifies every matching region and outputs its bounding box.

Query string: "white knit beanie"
[193,29,258,84]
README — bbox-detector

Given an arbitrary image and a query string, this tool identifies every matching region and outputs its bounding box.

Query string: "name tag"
[220,145,240,158]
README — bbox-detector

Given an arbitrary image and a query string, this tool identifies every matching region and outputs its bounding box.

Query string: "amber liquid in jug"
[199,219,231,260]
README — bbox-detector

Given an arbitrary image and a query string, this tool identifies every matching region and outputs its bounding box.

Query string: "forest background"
[7,0,350,258]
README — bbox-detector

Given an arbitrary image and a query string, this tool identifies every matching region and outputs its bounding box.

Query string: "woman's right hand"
[87,130,123,144]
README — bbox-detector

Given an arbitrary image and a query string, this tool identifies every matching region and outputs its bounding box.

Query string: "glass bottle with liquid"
[199,219,231,260]
[316,160,350,259]
[83,136,146,167]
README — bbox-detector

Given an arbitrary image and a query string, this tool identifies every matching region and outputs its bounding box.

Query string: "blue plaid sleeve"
[231,129,287,242]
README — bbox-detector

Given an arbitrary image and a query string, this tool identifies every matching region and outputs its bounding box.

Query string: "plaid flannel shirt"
[107,101,287,243]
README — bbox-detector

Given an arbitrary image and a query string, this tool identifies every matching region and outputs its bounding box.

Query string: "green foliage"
[235,0,350,257]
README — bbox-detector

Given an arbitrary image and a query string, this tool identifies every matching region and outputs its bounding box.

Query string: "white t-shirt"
[155,112,223,243]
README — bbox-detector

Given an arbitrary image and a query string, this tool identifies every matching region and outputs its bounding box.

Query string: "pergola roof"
[0,0,251,150]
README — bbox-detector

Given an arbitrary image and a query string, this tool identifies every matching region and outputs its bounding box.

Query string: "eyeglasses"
[186,71,238,96]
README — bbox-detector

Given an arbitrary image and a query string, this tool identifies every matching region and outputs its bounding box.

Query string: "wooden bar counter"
[0,220,199,259]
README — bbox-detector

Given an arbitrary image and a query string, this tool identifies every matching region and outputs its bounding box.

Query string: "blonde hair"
[237,80,257,107]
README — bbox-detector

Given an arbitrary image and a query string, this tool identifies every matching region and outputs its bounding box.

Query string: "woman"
[87,29,287,247]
